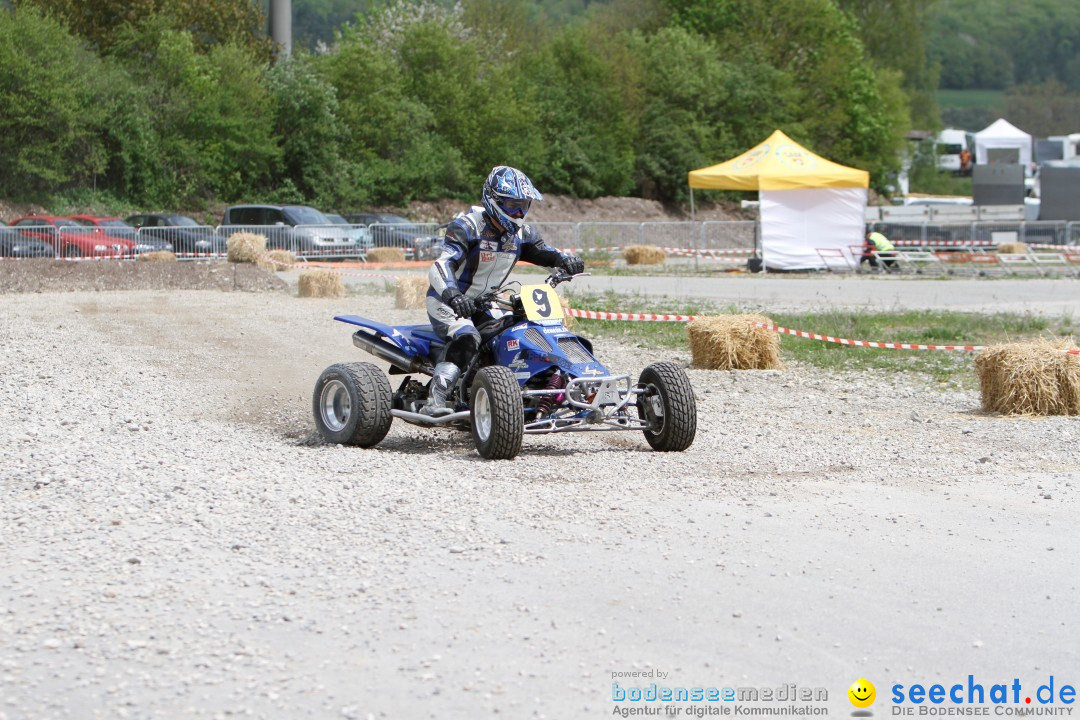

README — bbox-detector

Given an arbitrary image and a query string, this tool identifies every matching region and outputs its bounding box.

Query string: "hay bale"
[556,290,574,329]
[226,232,267,264]
[395,275,429,309]
[367,247,406,264]
[137,251,177,263]
[975,339,1080,416]
[265,249,296,271]
[687,314,781,370]
[298,269,345,299]
[996,241,1028,254]
[622,245,666,265]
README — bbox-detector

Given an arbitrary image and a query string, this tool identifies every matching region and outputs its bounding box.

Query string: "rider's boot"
[420,362,460,417]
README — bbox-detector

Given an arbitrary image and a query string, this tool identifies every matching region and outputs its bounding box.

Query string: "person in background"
[861,230,897,271]
[959,147,972,176]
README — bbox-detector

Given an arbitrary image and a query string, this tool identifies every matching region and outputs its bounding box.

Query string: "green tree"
[13,0,270,59]
[664,0,909,188]
[927,0,1080,90]
[526,25,636,197]
[835,0,940,129]
[0,6,110,196]
[626,26,794,202]
[318,10,466,205]
[1004,79,1080,137]
[267,53,348,205]
[111,24,280,202]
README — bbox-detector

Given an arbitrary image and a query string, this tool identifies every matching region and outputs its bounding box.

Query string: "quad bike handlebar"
[466,270,589,317]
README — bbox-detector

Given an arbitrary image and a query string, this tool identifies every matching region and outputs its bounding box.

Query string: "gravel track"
[2,289,1079,719]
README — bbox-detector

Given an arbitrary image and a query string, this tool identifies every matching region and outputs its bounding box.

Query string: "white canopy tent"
[974,119,1032,173]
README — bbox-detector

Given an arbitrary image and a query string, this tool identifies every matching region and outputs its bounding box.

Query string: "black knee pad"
[443,330,480,368]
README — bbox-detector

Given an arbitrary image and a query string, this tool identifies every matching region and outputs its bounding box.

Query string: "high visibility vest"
[868,232,894,252]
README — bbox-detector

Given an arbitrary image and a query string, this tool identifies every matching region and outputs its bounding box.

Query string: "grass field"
[936,88,1005,110]
[565,290,1075,385]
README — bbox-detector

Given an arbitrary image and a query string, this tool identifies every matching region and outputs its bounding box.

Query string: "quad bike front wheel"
[313,362,393,447]
[637,362,697,452]
[470,366,524,460]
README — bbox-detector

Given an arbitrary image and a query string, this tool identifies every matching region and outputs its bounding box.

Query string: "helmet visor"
[498,197,530,219]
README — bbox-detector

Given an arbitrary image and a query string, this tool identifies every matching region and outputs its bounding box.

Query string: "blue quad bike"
[312,271,697,459]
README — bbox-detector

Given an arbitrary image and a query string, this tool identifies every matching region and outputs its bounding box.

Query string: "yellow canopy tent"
[688,129,869,194]
[688,131,870,270]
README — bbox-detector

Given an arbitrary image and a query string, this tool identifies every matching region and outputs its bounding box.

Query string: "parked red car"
[68,215,172,252]
[10,216,137,258]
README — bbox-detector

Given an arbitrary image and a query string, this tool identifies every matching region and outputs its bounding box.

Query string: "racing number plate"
[520,284,564,322]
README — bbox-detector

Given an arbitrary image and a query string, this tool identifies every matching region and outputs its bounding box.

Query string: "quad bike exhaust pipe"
[391,409,471,425]
[352,331,428,374]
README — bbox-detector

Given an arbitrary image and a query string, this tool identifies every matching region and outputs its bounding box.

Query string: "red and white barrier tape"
[893,240,994,247]
[568,309,699,322]
[565,308,1080,355]
[556,246,753,257]
[749,322,983,351]
[892,240,1080,251]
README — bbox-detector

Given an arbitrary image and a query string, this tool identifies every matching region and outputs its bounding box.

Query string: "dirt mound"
[0,260,288,294]
[5,193,750,227]
[0,200,48,223]
[397,194,750,224]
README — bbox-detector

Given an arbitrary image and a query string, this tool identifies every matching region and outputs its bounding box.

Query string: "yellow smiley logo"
[848,679,876,708]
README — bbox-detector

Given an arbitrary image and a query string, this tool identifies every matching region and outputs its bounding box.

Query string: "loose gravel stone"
[1,288,1077,718]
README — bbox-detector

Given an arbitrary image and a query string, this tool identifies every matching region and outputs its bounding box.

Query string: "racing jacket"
[428,206,564,301]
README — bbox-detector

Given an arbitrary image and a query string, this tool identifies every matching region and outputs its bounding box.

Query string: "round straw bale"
[975,339,1080,416]
[622,245,666,265]
[226,232,267,264]
[137,251,177,263]
[556,290,574,329]
[298,269,345,299]
[996,242,1028,254]
[395,275,429,309]
[687,314,781,370]
[264,249,296,271]
[367,247,406,264]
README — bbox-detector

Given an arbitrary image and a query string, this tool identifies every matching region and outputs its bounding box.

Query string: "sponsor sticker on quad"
[507,339,520,351]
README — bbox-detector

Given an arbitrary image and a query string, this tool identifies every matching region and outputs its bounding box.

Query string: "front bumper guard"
[522,374,649,434]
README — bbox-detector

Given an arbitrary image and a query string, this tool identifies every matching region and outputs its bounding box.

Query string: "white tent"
[974,119,1032,173]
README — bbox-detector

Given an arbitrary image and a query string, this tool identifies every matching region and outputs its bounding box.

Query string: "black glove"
[560,254,585,276]
[442,288,476,319]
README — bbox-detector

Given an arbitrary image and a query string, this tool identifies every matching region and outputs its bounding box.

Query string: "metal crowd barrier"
[216,224,370,260]
[366,222,441,260]
[868,220,1078,247]
[135,226,223,258]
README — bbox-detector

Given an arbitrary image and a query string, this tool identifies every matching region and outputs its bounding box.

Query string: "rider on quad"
[422,165,585,416]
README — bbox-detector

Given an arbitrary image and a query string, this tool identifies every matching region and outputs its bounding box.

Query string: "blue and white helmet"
[482,166,542,231]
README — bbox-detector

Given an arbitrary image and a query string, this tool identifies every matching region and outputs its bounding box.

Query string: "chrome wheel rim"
[473,386,491,441]
[320,379,351,432]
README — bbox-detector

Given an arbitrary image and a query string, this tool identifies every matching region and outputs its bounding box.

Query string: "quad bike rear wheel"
[313,362,393,447]
[637,361,697,452]
[470,366,524,460]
